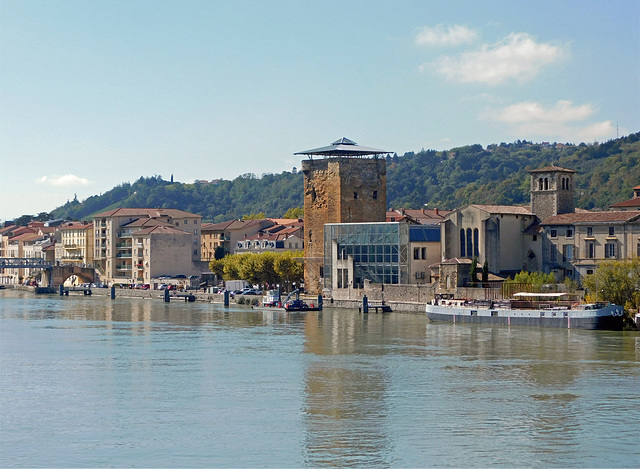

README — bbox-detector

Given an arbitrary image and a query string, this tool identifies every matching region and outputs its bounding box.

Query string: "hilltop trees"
[44,133,640,222]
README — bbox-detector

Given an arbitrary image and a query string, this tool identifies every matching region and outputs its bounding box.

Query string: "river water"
[1,289,639,468]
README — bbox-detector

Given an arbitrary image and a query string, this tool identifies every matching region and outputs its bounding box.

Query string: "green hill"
[33,131,640,223]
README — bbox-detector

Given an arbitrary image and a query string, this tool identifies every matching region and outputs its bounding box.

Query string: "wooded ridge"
[42,132,640,223]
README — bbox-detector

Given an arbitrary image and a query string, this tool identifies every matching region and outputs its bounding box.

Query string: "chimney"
[435,208,439,216]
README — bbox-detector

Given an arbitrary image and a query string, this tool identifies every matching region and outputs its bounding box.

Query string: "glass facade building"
[324,222,410,288]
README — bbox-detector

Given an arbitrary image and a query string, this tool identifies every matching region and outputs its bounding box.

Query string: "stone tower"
[296,138,388,294]
[529,165,576,222]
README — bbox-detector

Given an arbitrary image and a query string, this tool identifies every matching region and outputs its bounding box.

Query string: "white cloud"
[426,33,564,85]
[489,100,594,124]
[415,24,478,47]
[36,174,91,186]
[482,100,615,142]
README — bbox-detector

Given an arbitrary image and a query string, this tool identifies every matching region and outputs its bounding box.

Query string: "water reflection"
[1,290,638,468]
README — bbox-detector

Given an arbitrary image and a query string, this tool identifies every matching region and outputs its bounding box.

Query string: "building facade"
[93,208,201,285]
[323,222,441,294]
[57,221,94,267]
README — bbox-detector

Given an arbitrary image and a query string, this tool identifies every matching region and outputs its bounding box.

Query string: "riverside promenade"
[9,285,426,313]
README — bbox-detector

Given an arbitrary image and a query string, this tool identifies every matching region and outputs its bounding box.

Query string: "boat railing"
[510,300,577,310]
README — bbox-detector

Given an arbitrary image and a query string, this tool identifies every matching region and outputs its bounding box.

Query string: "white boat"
[426,292,625,330]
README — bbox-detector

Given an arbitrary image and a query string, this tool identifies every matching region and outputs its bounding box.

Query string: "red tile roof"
[92,208,200,218]
[542,211,640,225]
[610,198,640,208]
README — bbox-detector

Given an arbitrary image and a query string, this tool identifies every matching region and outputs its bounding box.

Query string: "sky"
[1,0,639,221]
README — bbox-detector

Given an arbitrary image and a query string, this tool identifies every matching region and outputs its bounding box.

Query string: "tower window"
[353,192,358,199]
[373,191,378,200]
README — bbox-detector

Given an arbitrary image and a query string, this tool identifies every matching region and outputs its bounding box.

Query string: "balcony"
[116,253,132,258]
[63,243,78,248]
[116,243,132,249]
[117,231,133,238]
[116,264,132,271]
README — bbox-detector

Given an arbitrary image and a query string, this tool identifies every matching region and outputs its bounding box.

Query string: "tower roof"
[528,165,575,173]
[295,137,389,158]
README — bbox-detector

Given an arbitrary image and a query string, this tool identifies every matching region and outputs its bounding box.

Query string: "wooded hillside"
[40,132,640,223]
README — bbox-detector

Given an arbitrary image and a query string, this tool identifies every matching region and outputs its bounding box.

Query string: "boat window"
[491,311,498,317]
[470,310,477,316]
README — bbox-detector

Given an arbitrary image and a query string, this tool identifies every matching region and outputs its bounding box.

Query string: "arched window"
[544,178,549,190]
[460,229,466,257]
[473,228,479,257]
[538,178,543,190]
[466,228,473,258]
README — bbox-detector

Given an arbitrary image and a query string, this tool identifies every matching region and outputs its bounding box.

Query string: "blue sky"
[1,0,638,221]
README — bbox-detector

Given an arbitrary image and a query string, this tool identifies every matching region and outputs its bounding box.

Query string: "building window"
[587,227,593,237]
[586,269,594,275]
[421,247,426,260]
[466,228,472,259]
[550,246,558,262]
[473,228,479,257]
[562,244,573,262]
[353,192,358,199]
[373,191,378,200]
[587,242,595,259]
[637,242,640,257]
[609,226,615,236]
[605,242,617,258]
[566,228,573,238]
[413,248,419,260]
[193,249,198,255]
[533,235,537,241]
[460,229,466,257]
[194,229,198,235]
[550,229,557,238]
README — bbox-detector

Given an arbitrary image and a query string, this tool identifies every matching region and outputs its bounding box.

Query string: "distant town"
[1,139,639,317]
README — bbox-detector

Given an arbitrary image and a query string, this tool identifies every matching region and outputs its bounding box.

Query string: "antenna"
[617,123,619,139]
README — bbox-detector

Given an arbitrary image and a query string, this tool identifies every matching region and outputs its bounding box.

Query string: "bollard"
[362,295,369,314]
[59,284,64,296]
[224,290,230,307]
[110,286,116,299]
[317,294,323,311]
[164,289,170,303]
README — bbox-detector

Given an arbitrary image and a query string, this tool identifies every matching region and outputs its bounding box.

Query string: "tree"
[214,245,225,260]
[469,257,478,287]
[242,212,266,220]
[482,260,489,286]
[208,258,225,278]
[505,271,557,291]
[582,259,640,314]
[283,207,303,219]
[274,250,304,290]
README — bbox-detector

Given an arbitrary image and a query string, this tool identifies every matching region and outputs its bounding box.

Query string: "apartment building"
[200,218,275,260]
[56,221,94,267]
[541,211,640,281]
[132,225,197,283]
[93,208,201,285]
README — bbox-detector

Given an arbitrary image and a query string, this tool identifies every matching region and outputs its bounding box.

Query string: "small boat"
[425,292,625,330]
[252,289,322,312]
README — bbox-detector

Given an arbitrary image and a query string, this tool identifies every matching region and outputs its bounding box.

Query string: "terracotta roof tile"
[542,211,640,225]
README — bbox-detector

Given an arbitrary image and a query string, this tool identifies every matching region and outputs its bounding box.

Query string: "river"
[1,289,639,468]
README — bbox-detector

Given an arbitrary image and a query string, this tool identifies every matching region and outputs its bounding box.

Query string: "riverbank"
[8,284,425,313]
